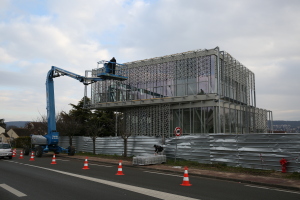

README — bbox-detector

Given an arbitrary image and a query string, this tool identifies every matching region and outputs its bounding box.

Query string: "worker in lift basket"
[109,57,116,74]
[154,145,164,155]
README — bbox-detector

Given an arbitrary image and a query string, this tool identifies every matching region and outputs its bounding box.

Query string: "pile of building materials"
[133,155,166,165]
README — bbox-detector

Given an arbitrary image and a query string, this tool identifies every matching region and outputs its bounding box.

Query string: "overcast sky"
[1,0,300,122]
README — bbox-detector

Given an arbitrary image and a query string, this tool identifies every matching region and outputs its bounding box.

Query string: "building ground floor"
[91,94,273,137]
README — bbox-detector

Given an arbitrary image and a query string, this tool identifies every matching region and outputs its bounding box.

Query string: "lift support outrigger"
[24,60,127,157]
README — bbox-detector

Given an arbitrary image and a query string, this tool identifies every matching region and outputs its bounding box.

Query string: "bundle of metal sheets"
[133,155,166,165]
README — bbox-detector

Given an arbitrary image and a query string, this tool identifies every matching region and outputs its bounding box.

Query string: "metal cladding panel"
[76,136,89,151]
[126,136,163,156]
[165,135,211,164]
[58,137,77,150]
[210,134,300,172]
[59,134,300,172]
[59,136,162,157]
[57,136,69,148]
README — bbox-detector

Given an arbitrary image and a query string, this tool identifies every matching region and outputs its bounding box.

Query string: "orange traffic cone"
[12,149,16,157]
[180,166,192,186]
[29,151,35,161]
[82,157,90,169]
[116,160,124,175]
[19,150,24,159]
[51,154,57,164]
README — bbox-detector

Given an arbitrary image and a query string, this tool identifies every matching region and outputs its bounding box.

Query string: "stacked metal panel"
[132,155,166,165]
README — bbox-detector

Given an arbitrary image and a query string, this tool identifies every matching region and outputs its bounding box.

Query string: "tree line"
[54,97,130,156]
[2,97,131,156]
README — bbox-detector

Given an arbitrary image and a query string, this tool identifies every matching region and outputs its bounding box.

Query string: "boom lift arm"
[45,66,103,146]
[29,62,127,157]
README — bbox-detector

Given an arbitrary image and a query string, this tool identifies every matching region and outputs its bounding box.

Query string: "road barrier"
[82,157,90,169]
[51,154,57,164]
[18,150,24,159]
[59,134,300,172]
[180,167,192,186]
[116,160,124,175]
[29,151,35,161]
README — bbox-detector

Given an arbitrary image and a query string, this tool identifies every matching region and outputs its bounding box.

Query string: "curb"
[59,155,300,192]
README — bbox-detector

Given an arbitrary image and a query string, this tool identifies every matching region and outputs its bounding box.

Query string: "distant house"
[7,128,32,139]
[0,126,4,134]
[0,122,47,143]
[0,128,32,145]
[0,126,6,142]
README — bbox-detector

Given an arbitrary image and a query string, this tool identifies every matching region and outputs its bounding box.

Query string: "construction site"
[47,46,299,172]
[88,47,273,136]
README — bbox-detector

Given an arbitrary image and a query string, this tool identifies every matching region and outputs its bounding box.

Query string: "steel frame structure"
[88,47,273,137]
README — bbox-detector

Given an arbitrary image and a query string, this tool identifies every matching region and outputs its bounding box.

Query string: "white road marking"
[55,159,69,161]
[0,183,27,197]
[5,161,198,200]
[89,164,113,167]
[143,170,182,177]
[244,184,300,194]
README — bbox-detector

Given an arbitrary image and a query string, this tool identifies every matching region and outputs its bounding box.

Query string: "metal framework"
[88,47,273,136]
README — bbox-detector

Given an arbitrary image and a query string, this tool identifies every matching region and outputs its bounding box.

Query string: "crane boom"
[29,62,127,157]
[45,66,103,145]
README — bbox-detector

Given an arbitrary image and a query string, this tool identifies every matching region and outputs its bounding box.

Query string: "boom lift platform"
[97,59,127,81]
[23,59,127,157]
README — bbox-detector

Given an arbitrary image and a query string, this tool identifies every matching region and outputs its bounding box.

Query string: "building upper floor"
[90,47,256,107]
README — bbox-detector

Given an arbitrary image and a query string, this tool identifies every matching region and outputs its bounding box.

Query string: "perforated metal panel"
[124,104,170,136]
[89,47,271,135]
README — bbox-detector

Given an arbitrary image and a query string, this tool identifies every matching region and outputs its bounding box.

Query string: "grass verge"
[68,152,300,180]
[165,159,275,176]
[75,151,133,161]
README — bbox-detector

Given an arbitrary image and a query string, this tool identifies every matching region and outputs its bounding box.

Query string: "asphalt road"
[1,155,300,200]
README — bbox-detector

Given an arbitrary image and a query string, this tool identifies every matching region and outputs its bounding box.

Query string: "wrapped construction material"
[133,155,166,165]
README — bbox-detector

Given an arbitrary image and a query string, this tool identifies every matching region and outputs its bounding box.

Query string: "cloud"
[0,0,300,122]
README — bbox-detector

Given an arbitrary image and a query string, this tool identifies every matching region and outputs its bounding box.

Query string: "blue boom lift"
[24,59,127,157]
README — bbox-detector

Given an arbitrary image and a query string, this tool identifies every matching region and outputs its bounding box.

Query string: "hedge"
[14,136,31,148]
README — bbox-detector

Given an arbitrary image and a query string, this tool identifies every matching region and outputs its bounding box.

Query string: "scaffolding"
[88,47,273,136]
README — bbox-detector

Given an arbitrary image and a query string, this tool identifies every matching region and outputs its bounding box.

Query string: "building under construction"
[88,47,273,137]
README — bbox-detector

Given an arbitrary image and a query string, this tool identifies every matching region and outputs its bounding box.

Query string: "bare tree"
[85,117,105,155]
[56,111,81,146]
[85,110,115,154]
[28,114,48,134]
[116,112,131,157]
[0,119,6,129]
